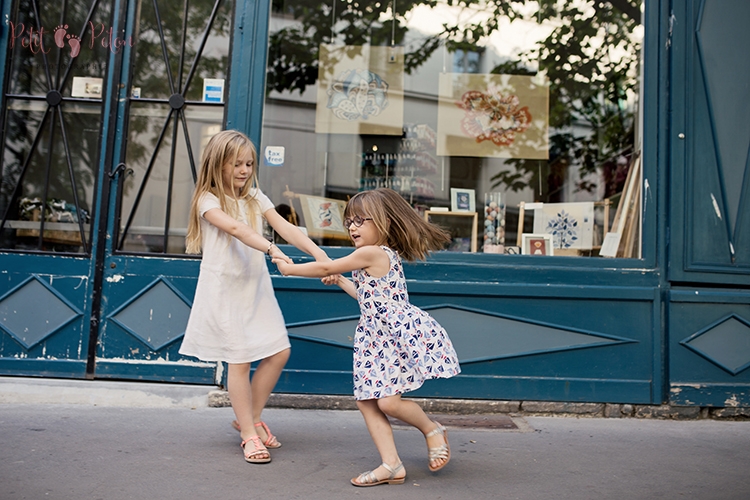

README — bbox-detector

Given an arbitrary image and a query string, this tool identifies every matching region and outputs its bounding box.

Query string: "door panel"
[669,0,750,283]
[667,0,750,407]
[669,289,750,407]
[94,0,233,382]
[0,0,232,382]
[0,0,117,377]
[0,254,91,377]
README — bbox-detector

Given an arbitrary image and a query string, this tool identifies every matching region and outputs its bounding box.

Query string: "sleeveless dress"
[351,246,460,400]
[179,189,290,364]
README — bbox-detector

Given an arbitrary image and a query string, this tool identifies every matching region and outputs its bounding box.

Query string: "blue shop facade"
[0,0,748,408]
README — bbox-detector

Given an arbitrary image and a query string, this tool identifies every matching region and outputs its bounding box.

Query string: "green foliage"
[486,0,642,200]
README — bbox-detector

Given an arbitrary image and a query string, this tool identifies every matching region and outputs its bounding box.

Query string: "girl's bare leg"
[353,399,406,482]
[226,362,269,460]
[377,395,449,470]
[250,348,290,420]
[249,348,290,443]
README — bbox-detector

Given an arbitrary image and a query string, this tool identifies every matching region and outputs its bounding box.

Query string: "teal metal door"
[668,0,750,406]
[0,0,233,384]
[0,0,125,378]
[92,0,232,383]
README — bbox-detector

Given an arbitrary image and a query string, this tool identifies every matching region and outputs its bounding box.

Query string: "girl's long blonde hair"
[185,130,260,254]
[344,188,451,261]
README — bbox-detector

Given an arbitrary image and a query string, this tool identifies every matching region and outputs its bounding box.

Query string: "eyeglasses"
[343,216,373,228]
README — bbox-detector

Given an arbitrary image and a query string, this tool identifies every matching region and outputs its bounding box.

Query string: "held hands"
[321,274,343,286]
[272,256,293,276]
[268,245,292,265]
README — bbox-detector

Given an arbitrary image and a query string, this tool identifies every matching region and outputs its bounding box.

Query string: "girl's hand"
[269,245,292,264]
[321,274,342,286]
[272,257,292,276]
[315,253,333,263]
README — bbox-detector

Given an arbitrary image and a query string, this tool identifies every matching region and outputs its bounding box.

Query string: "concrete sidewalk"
[1,378,750,499]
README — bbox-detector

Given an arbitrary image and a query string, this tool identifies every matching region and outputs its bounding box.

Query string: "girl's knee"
[376,396,400,415]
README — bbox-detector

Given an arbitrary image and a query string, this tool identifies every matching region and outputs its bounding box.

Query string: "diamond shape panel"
[288,306,626,362]
[0,277,79,349]
[682,314,750,375]
[109,279,191,351]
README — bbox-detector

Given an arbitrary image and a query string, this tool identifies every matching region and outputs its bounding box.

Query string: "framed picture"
[424,211,478,252]
[521,233,554,256]
[450,188,476,212]
[298,194,350,239]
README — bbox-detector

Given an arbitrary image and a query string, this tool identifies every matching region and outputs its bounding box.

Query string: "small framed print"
[450,188,476,212]
[298,194,350,240]
[522,233,554,256]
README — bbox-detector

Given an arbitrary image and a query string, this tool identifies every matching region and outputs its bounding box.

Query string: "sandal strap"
[355,470,379,484]
[254,421,280,447]
[429,443,450,461]
[425,422,446,438]
[241,435,268,459]
[355,462,404,485]
[382,462,404,478]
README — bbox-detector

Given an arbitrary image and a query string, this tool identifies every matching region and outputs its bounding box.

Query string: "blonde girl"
[179,130,330,464]
[273,188,461,486]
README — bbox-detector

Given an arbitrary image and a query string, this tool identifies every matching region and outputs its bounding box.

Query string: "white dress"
[179,189,290,363]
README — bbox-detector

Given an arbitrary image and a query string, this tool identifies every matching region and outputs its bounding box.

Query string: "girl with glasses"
[273,188,461,486]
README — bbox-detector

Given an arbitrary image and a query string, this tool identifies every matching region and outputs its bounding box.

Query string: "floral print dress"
[351,246,461,400]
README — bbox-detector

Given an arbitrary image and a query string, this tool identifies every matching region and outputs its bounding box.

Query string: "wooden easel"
[281,185,299,225]
[608,153,641,258]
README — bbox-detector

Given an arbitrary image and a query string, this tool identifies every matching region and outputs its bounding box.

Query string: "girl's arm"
[334,275,357,299]
[321,274,357,299]
[274,245,389,279]
[203,207,277,255]
[264,208,330,262]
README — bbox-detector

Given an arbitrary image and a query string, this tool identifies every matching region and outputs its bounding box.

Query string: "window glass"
[116,0,232,254]
[260,0,644,258]
[0,0,114,253]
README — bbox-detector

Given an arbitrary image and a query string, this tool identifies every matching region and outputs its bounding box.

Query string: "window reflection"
[0,0,112,254]
[261,0,643,257]
[116,0,232,254]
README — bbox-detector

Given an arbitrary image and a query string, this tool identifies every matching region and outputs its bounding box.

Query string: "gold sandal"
[351,462,405,487]
[426,422,450,471]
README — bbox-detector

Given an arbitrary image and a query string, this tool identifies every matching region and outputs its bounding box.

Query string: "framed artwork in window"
[424,210,478,252]
[522,233,554,256]
[298,194,350,239]
[450,188,476,212]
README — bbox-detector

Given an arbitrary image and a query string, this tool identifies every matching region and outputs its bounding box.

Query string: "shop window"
[260,0,644,258]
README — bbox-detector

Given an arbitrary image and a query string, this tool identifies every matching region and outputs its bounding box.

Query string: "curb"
[209,391,750,420]
[3,376,748,420]
[0,377,214,408]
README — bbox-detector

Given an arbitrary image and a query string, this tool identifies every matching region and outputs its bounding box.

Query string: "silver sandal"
[426,422,450,471]
[351,462,405,487]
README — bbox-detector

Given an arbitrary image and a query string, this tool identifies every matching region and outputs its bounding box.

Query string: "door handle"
[108,163,134,179]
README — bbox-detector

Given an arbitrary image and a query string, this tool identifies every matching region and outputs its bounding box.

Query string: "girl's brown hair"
[185,130,260,254]
[344,188,451,261]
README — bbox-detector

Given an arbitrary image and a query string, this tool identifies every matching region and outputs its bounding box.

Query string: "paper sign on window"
[71,77,103,98]
[203,78,224,103]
